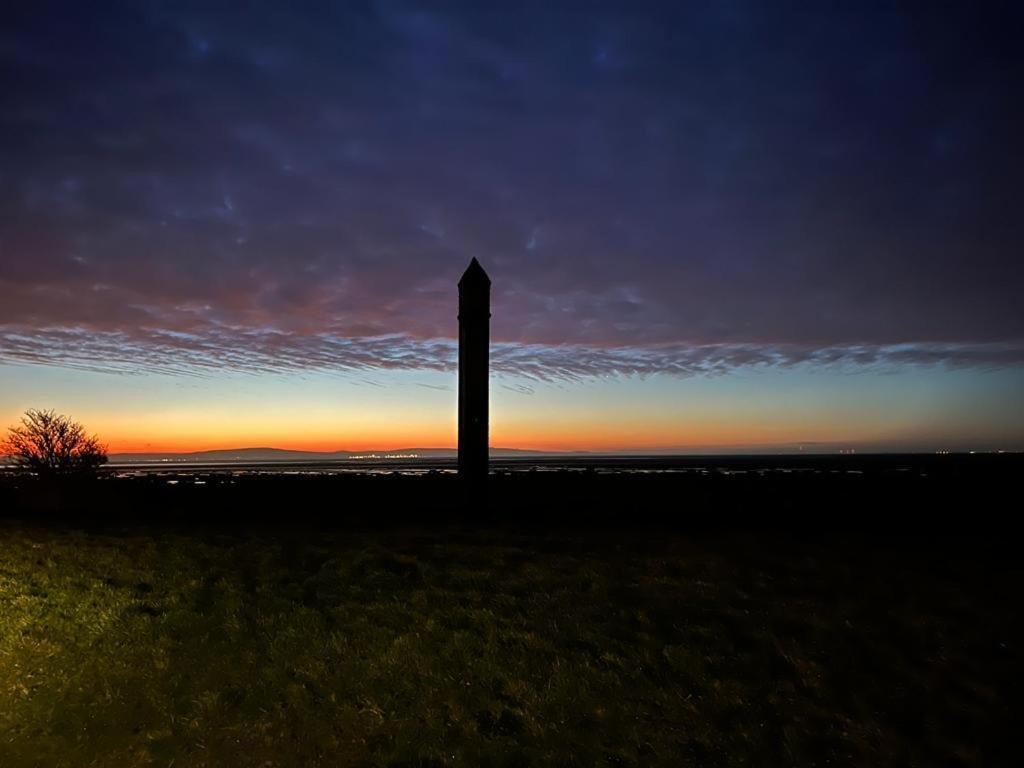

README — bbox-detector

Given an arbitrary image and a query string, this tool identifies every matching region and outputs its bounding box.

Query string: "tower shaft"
[458,259,490,480]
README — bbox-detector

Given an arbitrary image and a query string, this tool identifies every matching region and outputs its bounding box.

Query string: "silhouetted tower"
[458,258,490,480]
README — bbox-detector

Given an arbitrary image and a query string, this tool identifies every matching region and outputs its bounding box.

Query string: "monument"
[458,257,490,480]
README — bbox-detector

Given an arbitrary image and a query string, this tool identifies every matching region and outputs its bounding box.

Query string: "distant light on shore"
[350,454,420,460]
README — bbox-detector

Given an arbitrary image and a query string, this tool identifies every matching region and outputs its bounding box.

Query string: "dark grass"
[1,518,1020,767]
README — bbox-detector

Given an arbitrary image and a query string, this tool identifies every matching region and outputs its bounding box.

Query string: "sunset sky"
[2,2,1023,453]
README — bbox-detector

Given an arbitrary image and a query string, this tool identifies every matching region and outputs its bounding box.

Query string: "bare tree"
[2,409,107,477]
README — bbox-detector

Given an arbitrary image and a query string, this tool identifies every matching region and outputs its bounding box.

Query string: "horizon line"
[101,445,1021,458]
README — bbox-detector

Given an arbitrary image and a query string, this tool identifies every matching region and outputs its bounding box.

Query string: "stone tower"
[458,257,490,480]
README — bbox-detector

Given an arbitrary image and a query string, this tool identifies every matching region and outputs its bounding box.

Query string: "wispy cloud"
[2,327,1021,381]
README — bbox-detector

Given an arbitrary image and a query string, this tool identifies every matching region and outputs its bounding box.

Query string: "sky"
[1,1,1023,453]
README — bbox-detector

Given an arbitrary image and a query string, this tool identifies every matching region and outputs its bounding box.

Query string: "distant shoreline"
[100,452,1019,473]
[3,451,1019,474]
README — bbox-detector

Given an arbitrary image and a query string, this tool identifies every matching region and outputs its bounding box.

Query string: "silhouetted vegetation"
[1,409,107,478]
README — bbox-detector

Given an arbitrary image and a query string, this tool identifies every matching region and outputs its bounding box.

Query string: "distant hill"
[107,447,585,464]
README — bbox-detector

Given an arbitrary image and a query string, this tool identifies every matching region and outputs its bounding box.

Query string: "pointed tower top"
[459,257,491,288]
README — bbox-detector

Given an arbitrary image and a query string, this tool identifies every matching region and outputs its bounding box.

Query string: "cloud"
[2,326,1021,381]
[1,2,1022,380]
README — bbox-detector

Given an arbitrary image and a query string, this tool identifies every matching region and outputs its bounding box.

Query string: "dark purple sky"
[2,1,1023,379]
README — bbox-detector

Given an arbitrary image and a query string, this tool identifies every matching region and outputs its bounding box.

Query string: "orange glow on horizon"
[100,427,460,455]
[3,371,981,455]
[91,418,879,454]
[0,396,904,454]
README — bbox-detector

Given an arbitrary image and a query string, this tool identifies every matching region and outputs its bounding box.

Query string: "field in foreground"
[0,523,1019,767]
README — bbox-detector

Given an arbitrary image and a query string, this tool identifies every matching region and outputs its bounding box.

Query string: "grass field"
[0,523,1018,767]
